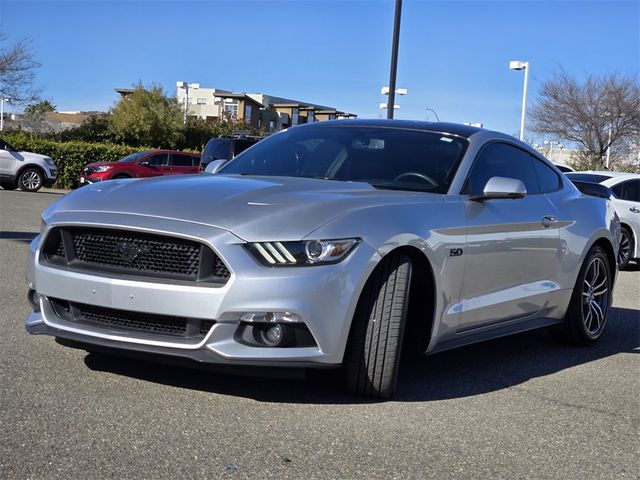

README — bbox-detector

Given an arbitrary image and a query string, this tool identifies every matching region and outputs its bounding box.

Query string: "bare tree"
[530,70,640,169]
[0,34,41,104]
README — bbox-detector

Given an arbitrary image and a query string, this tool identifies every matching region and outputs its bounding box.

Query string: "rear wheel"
[561,245,611,345]
[344,252,412,398]
[18,168,44,192]
[617,227,634,270]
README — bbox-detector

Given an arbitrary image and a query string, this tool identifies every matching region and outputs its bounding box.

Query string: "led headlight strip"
[247,239,359,266]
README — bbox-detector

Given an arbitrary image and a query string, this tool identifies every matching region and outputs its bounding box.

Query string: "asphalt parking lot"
[1,189,638,479]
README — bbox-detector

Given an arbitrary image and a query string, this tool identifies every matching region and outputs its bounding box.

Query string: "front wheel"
[18,168,44,192]
[561,245,612,345]
[344,252,412,398]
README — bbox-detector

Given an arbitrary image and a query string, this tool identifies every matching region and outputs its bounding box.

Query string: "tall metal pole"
[606,121,612,169]
[0,99,4,132]
[519,62,529,141]
[387,0,403,119]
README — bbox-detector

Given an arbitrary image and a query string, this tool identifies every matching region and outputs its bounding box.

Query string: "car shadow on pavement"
[83,306,639,404]
[0,231,38,243]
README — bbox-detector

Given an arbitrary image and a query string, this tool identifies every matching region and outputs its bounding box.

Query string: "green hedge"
[2,132,145,189]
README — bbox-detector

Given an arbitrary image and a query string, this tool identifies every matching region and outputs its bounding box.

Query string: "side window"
[531,156,561,193]
[619,180,640,202]
[169,154,192,167]
[464,143,539,195]
[146,154,168,166]
[191,155,201,166]
[611,183,624,198]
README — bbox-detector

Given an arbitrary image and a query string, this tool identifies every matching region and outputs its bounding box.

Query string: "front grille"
[49,298,214,339]
[42,227,230,284]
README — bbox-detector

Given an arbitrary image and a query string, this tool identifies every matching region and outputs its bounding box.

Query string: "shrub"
[2,132,141,188]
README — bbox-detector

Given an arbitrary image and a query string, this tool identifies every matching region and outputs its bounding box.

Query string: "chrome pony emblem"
[118,242,150,265]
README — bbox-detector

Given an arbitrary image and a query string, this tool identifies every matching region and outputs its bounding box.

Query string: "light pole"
[425,107,440,122]
[177,81,191,124]
[0,98,9,132]
[509,60,529,141]
[386,0,403,119]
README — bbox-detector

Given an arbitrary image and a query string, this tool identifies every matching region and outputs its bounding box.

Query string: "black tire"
[0,180,17,190]
[18,167,44,192]
[617,227,634,270]
[344,253,412,399]
[561,245,612,346]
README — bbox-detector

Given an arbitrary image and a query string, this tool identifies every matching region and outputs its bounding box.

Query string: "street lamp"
[0,98,9,132]
[381,86,406,113]
[177,81,198,124]
[425,107,440,122]
[509,60,530,141]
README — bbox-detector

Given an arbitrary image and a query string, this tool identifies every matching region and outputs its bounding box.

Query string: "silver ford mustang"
[26,120,620,398]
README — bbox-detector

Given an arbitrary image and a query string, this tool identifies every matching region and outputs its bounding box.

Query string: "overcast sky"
[2,0,638,137]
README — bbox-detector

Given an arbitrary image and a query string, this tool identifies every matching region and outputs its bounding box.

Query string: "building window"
[244,104,252,123]
[224,103,238,117]
[196,98,207,105]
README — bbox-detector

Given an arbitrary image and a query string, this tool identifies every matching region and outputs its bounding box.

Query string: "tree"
[109,83,183,148]
[0,35,41,103]
[24,99,55,116]
[530,71,640,170]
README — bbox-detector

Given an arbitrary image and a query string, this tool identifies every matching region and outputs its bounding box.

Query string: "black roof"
[298,119,483,138]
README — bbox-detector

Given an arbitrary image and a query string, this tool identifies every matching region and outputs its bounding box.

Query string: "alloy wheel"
[618,231,631,266]
[581,257,609,337]
[21,170,42,190]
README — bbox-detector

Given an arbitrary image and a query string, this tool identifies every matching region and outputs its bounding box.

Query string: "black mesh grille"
[42,227,230,284]
[200,320,216,336]
[50,298,214,339]
[79,303,188,336]
[72,230,200,275]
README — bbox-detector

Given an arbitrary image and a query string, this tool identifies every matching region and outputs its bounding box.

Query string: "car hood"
[18,151,53,163]
[48,174,442,241]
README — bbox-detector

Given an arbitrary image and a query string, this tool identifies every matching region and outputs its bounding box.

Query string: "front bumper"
[26,212,376,367]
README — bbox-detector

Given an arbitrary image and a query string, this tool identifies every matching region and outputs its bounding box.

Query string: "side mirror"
[470,176,526,201]
[204,159,226,174]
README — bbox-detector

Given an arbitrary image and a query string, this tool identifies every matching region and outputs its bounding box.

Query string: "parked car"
[27,120,619,399]
[566,171,640,269]
[201,134,264,169]
[79,150,201,185]
[0,138,57,192]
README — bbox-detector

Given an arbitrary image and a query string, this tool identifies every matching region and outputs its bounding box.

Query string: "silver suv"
[0,139,57,192]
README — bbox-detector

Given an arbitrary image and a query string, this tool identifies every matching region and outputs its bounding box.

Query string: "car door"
[458,142,563,331]
[611,179,640,257]
[169,153,199,175]
[139,153,170,177]
[0,140,20,176]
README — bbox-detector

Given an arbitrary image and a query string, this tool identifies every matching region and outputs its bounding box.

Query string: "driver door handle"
[630,206,640,213]
[542,215,558,228]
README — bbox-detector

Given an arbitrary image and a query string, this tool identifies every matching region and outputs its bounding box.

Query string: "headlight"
[94,165,113,173]
[246,238,359,266]
[44,157,56,166]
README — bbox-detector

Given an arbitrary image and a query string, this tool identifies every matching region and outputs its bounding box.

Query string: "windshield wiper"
[367,183,434,193]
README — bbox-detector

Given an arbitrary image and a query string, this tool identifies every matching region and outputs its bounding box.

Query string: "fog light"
[265,324,284,346]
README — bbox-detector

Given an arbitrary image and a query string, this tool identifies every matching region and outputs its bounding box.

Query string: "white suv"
[0,139,57,192]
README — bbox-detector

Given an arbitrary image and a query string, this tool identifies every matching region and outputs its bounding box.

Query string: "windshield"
[202,139,232,162]
[118,151,150,163]
[0,139,17,151]
[220,126,468,193]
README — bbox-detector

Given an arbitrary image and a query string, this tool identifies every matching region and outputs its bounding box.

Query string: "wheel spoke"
[593,286,608,297]
[584,309,593,331]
